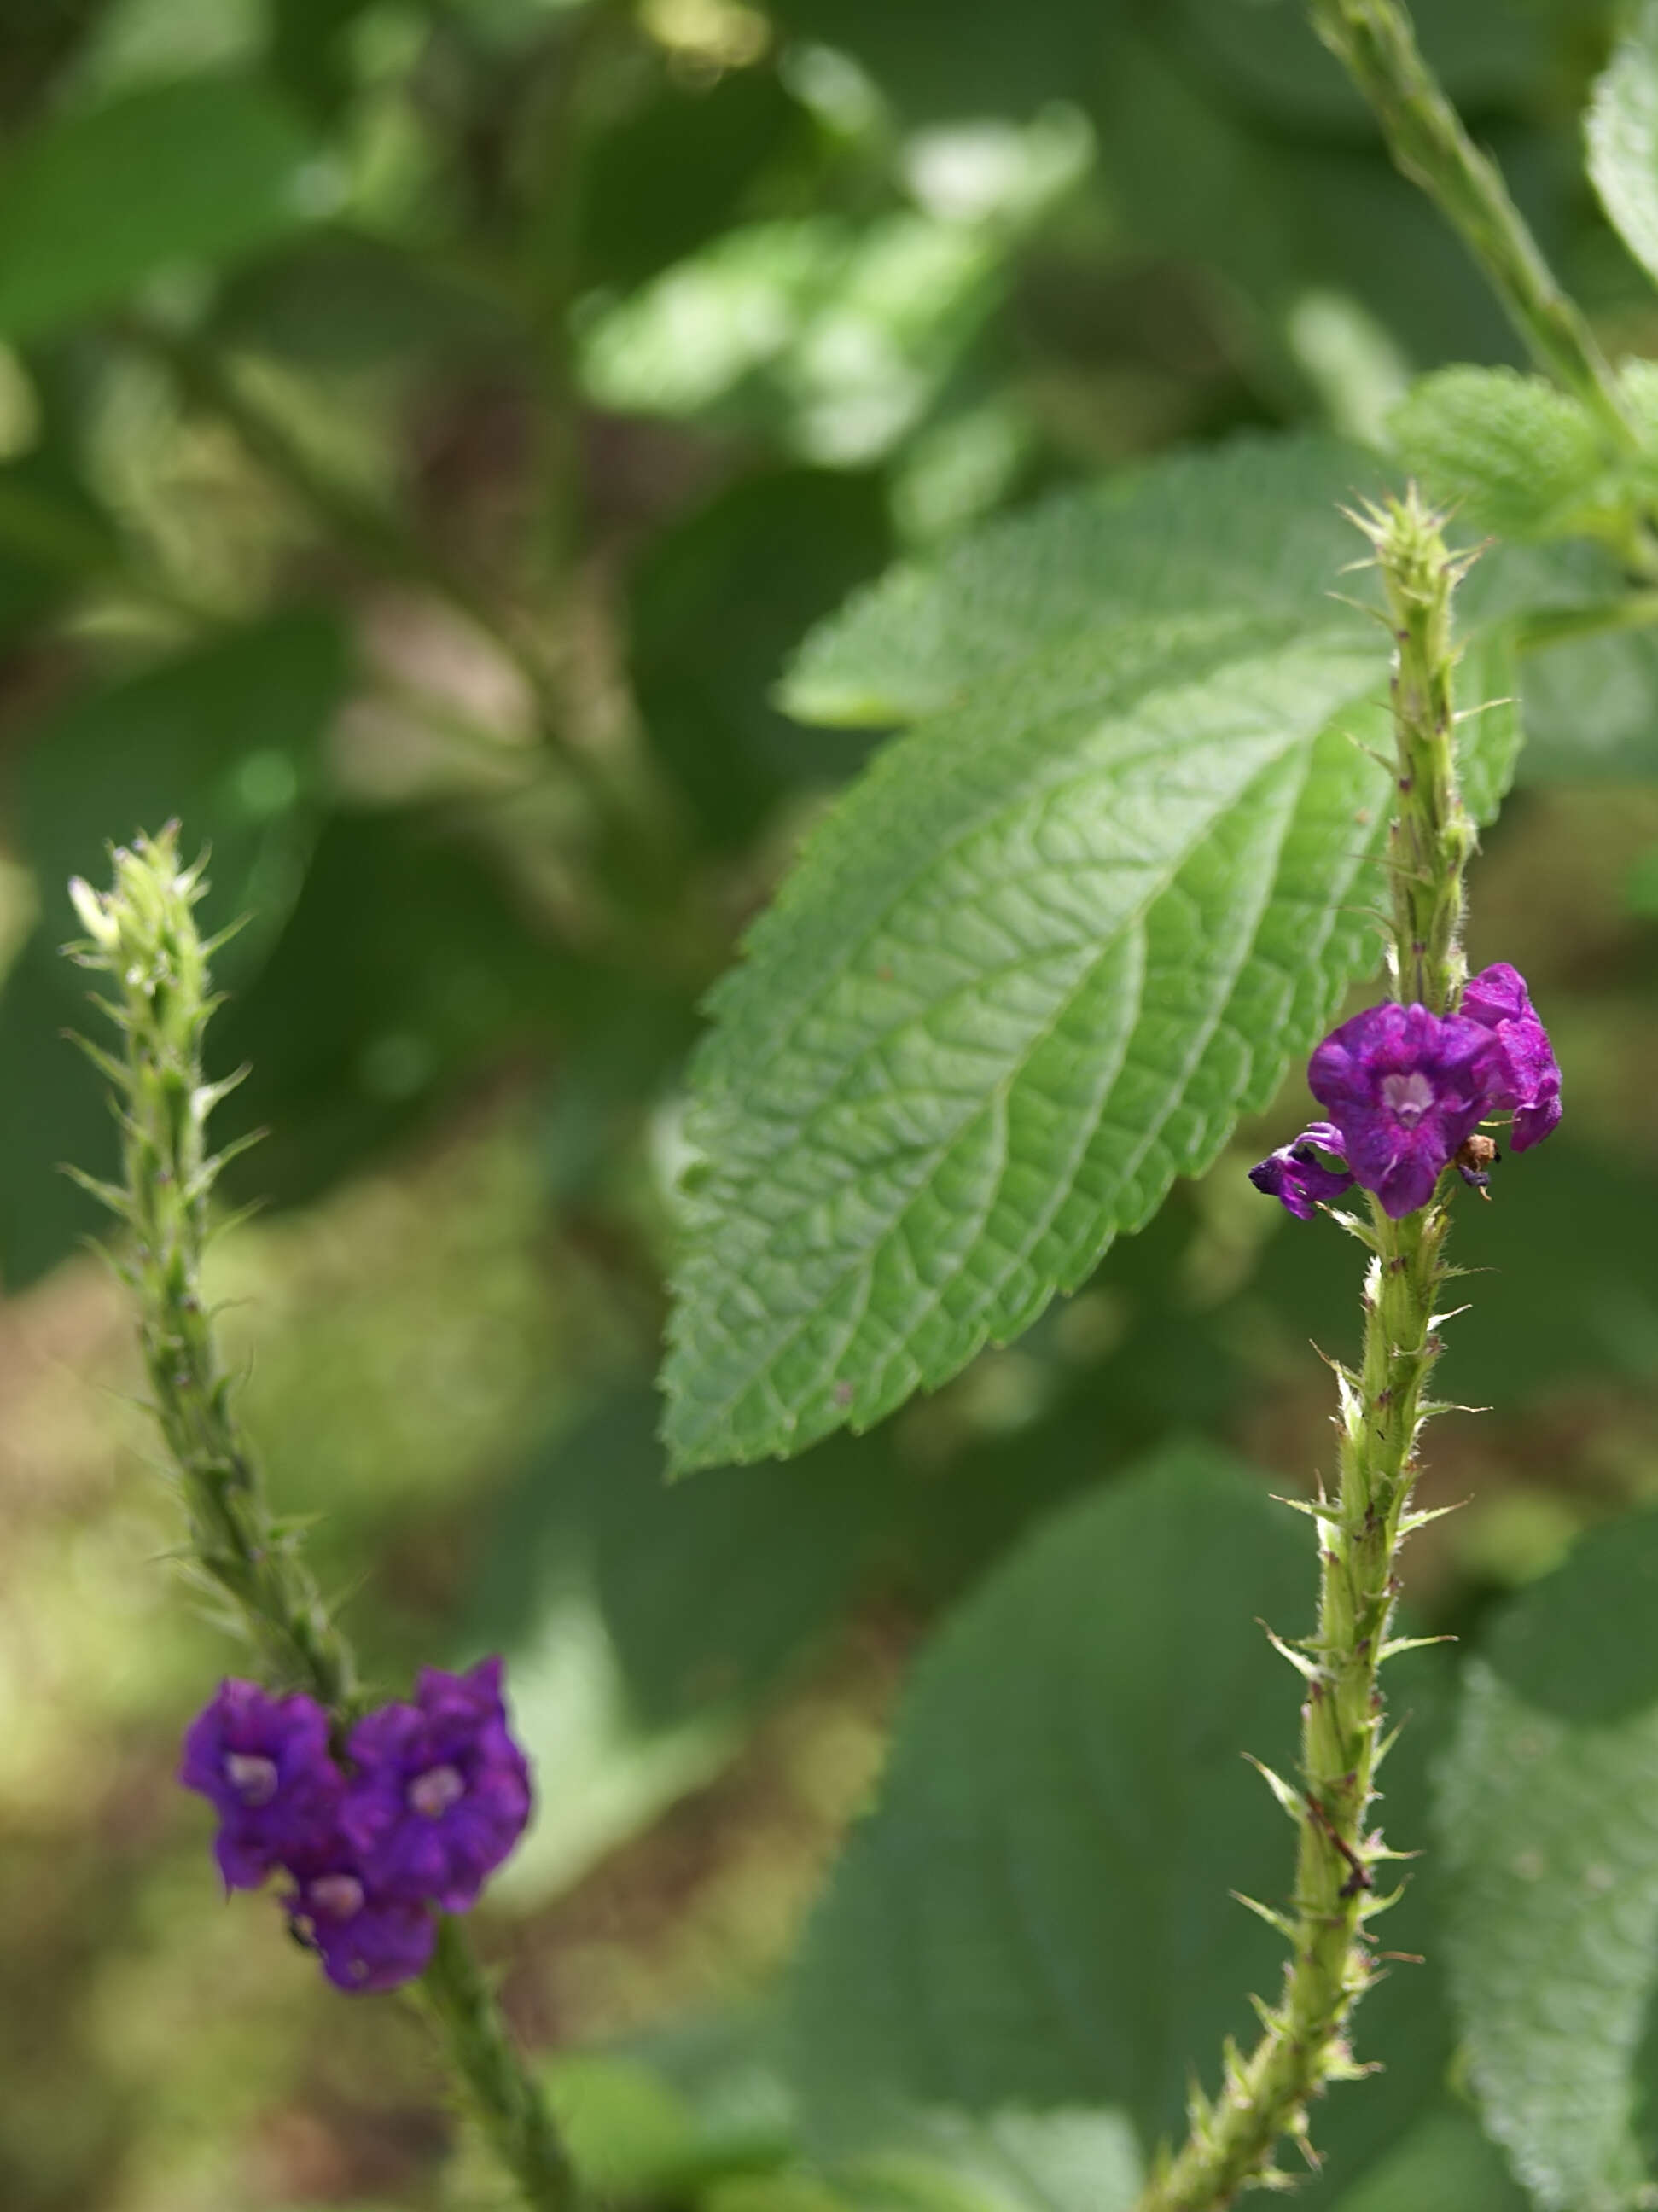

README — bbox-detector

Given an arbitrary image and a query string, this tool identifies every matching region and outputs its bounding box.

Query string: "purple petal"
[1511,1077,1562,1152]
[287,1867,435,1994]
[180,1679,345,1892]
[341,1656,532,1908]
[1461,963,1532,1027]
[1306,1002,1492,1215]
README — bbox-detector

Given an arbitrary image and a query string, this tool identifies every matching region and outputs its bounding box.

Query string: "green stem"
[1137,492,1471,2209]
[1307,0,1638,457]
[67,833,577,2212]
[423,1918,578,2212]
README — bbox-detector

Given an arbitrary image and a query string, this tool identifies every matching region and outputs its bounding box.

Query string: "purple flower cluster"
[1250,963,1561,1223]
[180,1658,531,1993]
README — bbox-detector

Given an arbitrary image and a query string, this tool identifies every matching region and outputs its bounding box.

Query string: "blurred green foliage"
[3,2,1658,2209]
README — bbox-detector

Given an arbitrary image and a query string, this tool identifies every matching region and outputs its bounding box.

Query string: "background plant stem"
[1307,0,1639,459]
[1137,492,1470,2209]
[68,833,578,2212]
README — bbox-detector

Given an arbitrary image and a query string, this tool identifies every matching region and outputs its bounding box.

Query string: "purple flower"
[1460,963,1562,1153]
[341,1657,532,1912]
[285,1855,436,1994]
[1308,1002,1491,1219]
[1248,1122,1355,1220]
[179,1680,345,1892]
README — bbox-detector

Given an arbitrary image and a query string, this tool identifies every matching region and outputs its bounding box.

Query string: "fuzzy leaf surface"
[1388,368,1607,540]
[1438,1511,1658,2212]
[778,436,1386,728]
[1589,1,1658,292]
[663,439,1524,1471]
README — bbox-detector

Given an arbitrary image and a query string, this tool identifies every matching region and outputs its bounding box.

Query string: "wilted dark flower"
[1247,1122,1355,1220]
[178,1679,345,1892]
[342,1658,532,1914]
[1307,1001,1491,1219]
[1460,963,1562,1153]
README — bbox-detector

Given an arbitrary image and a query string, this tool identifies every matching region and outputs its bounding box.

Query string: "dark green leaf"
[766,0,1106,121]
[1439,1536,1658,2212]
[214,807,589,1209]
[0,609,348,1285]
[22,605,347,963]
[465,1388,900,1728]
[269,0,378,118]
[1167,0,1556,131]
[787,1446,1451,2189]
[1481,1510,1658,1726]
[0,926,124,1289]
[1328,2107,1527,2212]
[581,65,812,293]
[0,77,325,343]
[212,231,516,371]
[631,468,892,847]
[1249,1136,1658,1419]
[833,2109,1143,2212]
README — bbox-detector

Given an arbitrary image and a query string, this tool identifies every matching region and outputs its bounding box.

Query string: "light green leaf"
[1589,1,1658,292]
[0,77,325,344]
[778,436,1387,728]
[1454,624,1521,830]
[1438,1511,1658,2212]
[666,616,1387,1470]
[1387,368,1608,541]
[786,1447,1451,2188]
[664,438,1527,1472]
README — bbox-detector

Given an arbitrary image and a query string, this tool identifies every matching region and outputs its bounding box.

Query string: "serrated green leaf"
[779,436,1388,728]
[785,1447,1453,2192]
[664,437,1527,1473]
[666,610,1388,1471]
[1589,0,1658,294]
[1438,1514,1658,2212]
[0,77,326,343]
[1387,368,1607,541]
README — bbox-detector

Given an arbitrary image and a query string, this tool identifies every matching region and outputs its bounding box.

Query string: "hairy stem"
[67,832,577,2212]
[1307,0,1638,457]
[1137,493,1471,2209]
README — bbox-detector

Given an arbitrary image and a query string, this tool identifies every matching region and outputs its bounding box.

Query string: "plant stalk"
[1307,0,1638,458]
[67,832,577,2212]
[1136,493,1471,2209]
